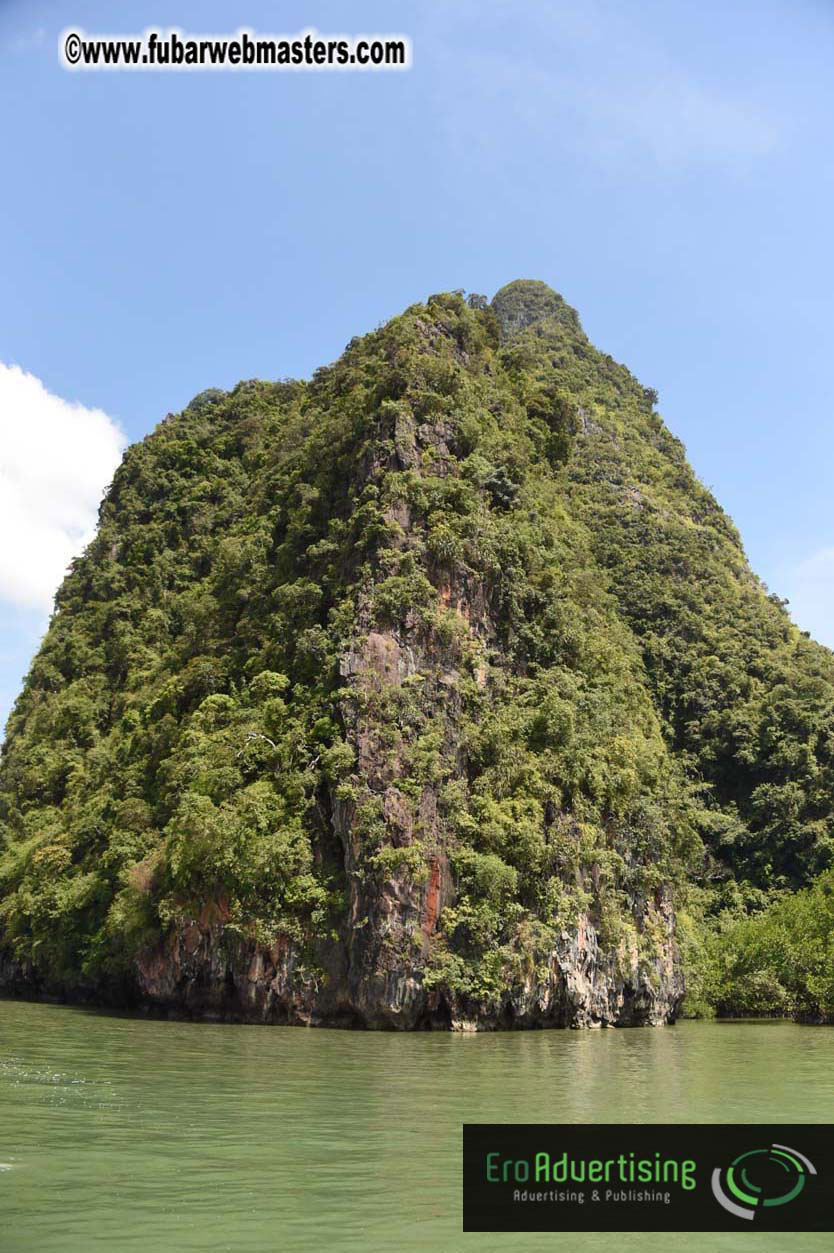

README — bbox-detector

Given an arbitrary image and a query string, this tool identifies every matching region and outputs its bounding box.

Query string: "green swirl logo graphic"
[711,1143,816,1221]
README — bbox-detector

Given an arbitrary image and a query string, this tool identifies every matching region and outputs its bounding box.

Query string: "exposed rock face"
[124,860,682,1028]
[125,900,682,1029]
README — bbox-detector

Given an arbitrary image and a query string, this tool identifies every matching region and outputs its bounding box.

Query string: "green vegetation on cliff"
[1,281,832,1023]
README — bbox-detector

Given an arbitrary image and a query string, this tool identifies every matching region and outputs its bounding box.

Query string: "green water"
[1,1002,832,1252]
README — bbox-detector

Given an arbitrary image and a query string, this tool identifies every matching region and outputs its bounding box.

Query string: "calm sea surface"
[1,1000,832,1252]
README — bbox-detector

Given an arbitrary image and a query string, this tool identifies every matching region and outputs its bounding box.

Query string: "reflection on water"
[1,1001,832,1251]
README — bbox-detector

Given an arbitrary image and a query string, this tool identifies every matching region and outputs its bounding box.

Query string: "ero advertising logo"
[711,1141,816,1221]
[463,1124,833,1233]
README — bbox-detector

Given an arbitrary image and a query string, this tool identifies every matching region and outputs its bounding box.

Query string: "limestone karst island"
[2,281,833,1029]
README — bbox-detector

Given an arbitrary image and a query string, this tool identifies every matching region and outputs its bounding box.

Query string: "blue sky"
[1,0,834,733]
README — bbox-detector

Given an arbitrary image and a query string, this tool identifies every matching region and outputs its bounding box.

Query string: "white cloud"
[13,27,46,51]
[781,547,834,651]
[0,364,126,612]
[575,72,779,167]
[425,3,781,172]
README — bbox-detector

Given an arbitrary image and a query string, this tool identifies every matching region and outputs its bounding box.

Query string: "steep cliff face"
[2,282,832,1028]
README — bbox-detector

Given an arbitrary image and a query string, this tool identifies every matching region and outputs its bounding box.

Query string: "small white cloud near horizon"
[428,1,782,174]
[781,546,834,651]
[0,364,126,613]
[12,27,46,52]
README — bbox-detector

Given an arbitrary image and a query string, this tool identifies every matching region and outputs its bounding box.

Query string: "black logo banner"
[463,1124,834,1232]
